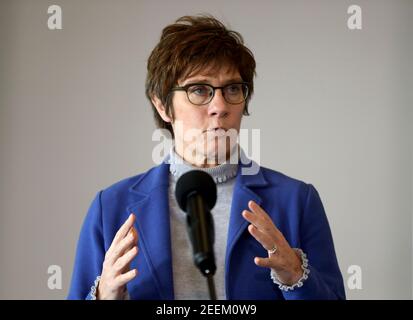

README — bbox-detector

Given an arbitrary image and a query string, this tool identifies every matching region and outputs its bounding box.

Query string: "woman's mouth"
[204,127,226,133]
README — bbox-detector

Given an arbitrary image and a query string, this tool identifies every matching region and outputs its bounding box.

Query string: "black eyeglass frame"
[170,82,251,105]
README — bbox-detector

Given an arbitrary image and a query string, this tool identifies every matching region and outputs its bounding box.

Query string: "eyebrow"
[181,78,244,86]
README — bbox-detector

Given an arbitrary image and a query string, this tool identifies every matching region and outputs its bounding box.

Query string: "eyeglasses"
[170,82,250,105]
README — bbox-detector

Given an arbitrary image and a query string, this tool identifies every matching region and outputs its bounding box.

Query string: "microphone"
[175,170,217,277]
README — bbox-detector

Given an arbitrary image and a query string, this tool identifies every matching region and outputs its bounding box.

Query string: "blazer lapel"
[127,162,174,300]
[225,160,268,297]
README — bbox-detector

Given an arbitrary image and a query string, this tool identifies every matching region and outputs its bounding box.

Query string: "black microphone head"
[175,170,217,212]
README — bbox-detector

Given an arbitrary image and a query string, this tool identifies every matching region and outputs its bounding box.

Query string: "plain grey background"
[0,0,412,299]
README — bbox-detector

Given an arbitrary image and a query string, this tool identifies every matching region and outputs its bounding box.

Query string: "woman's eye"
[227,85,241,94]
[189,86,209,95]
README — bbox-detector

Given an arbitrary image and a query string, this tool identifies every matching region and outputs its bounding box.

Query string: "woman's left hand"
[242,200,303,286]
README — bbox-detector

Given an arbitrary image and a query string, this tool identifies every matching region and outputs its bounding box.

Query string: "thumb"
[254,256,273,268]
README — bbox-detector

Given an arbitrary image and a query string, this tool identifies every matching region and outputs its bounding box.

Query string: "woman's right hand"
[96,213,139,300]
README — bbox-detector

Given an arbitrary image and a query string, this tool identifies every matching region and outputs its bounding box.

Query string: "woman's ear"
[151,96,172,123]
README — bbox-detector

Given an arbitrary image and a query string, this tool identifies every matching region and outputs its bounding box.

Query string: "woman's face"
[155,65,245,167]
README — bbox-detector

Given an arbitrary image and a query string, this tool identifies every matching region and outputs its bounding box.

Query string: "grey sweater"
[168,148,238,300]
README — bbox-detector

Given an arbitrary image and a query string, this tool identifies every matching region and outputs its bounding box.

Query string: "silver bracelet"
[270,248,310,292]
[90,275,101,300]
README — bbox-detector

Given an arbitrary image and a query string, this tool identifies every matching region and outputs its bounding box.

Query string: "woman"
[67,15,345,300]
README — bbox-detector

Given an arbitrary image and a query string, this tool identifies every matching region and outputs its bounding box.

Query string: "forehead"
[180,64,241,84]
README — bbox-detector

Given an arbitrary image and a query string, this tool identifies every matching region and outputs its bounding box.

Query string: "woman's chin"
[202,145,229,165]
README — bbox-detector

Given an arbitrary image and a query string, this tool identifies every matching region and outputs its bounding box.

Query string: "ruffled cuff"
[89,275,101,300]
[270,248,310,292]
[87,275,130,300]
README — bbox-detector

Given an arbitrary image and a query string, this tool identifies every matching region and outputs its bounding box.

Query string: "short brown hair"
[145,14,256,136]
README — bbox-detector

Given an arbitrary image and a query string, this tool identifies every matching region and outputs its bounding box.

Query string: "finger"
[108,231,137,264]
[116,269,138,287]
[106,214,135,257]
[242,210,274,234]
[120,228,138,273]
[247,224,277,251]
[113,246,138,273]
[124,227,138,250]
[248,201,275,224]
[125,227,138,245]
[254,256,274,269]
[129,226,138,245]
[112,213,136,245]
[247,201,282,235]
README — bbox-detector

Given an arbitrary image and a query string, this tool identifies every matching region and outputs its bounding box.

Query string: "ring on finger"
[268,245,278,255]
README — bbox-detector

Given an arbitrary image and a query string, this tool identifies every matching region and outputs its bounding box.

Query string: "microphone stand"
[206,274,217,300]
[186,193,217,300]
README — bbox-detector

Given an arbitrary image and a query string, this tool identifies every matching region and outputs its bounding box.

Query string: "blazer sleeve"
[67,191,105,300]
[282,184,346,300]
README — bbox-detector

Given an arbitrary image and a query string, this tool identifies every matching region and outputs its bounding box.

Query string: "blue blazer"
[67,160,346,300]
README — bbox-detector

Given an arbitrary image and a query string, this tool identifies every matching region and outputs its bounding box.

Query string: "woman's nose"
[208,89,229,117]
